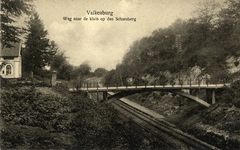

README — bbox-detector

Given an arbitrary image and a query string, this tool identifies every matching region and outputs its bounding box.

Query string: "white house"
[0,42,22,78]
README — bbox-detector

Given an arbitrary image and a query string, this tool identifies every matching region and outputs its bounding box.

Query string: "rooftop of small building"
[1,42,22,57]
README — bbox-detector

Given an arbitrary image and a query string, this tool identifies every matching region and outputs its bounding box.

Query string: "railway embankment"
[126,81,240,149]
[0,79,163,149]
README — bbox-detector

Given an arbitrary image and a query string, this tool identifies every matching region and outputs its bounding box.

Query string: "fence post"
[51,70,57,86]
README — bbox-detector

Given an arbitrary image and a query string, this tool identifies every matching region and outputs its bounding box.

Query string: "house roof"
[1,42,21,57]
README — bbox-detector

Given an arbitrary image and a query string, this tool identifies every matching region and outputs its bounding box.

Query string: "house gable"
[0,42,22,78]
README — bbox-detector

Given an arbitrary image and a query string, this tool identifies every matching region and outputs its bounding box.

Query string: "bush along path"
[0,85,161,149]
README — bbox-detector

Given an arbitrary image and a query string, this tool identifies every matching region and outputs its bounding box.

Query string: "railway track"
[90,92,220,150]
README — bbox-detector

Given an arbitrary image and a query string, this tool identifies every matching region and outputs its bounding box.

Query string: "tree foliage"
[23,12,54,74]
[103,0,240,86]
[51,48,73,80]
[94,68,108,77]
[1,0,33,48]
[71,61,92,88]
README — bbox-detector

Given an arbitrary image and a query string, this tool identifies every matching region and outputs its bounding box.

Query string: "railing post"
[190,78,191,87]
[97,82,98,90]
[198,78,200,89]
[205,75,208,87]
[87,82,89,92]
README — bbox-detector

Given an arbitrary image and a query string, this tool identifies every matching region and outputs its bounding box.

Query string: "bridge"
[69,82,230,107]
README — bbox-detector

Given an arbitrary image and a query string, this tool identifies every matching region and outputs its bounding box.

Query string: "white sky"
[27,0,221,71]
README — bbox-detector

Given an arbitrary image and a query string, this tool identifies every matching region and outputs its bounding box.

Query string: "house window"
[6,65,11,75]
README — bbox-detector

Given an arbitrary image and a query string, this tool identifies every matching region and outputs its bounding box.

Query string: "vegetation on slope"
[103,0,240,86]
[126,80,240,149]
[0,81,166,149]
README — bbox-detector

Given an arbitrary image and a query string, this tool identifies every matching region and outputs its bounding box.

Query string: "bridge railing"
[80,77,236,89]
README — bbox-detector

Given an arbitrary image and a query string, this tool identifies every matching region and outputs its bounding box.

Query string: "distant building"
[0,42,22,78]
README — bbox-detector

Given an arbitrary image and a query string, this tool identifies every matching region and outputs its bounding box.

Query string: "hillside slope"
[127,88,240,150]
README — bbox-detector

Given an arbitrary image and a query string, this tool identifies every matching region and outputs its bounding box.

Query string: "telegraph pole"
[176,34,182,84]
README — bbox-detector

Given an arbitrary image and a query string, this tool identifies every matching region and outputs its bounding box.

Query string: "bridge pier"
[89,93,92,99]
[190,89,193,95]
[212,90,216,104]
[103,92,108,101]
[206,89,216,104]
[189,89,197,103]
[97,92,99,101]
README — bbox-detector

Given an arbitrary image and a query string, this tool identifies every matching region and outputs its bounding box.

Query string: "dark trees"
[23,12,52,74]
[1,0,33,48]
[51,49,73,80]
[94,68,108,77]
[71,61,92,88]
[103,0,240,86]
